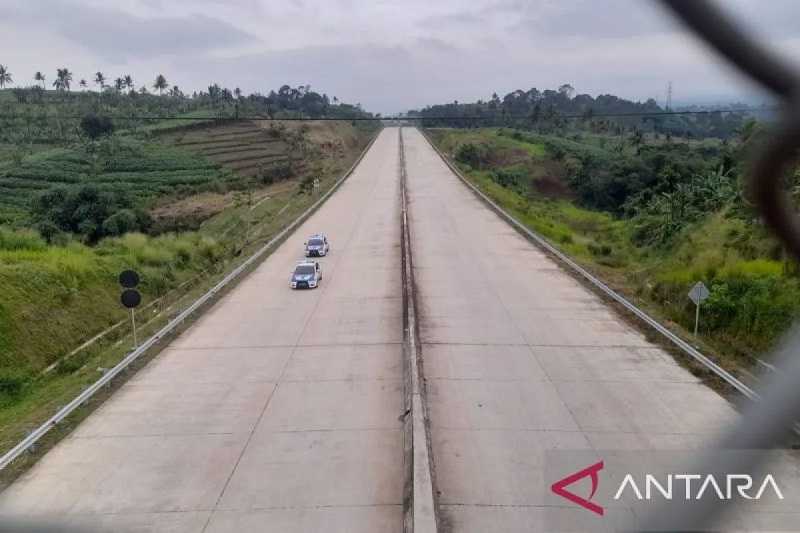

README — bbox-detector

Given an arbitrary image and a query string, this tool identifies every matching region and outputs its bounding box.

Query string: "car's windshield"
[308,239,324,246]
[294,265,315,276]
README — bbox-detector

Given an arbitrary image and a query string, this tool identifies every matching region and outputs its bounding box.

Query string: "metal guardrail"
[419,129,758,401]
[0,131,380,472]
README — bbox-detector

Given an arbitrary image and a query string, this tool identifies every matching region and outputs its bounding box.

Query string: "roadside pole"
[130,308,137,347]
[119,270,142,348]
[689,281,710,337]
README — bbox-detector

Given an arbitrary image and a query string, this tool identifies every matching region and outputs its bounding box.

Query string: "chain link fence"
[633,1,800,530]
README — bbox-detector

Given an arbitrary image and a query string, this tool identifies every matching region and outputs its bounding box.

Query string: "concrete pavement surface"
[400,127,769,532]
[0,128,405,533]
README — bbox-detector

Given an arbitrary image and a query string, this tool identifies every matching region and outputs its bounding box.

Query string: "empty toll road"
[401,127,742,532]
[0,126,776,533]
[0,127,405,533]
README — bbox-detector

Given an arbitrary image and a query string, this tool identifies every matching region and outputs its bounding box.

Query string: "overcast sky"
[1,0,799,114]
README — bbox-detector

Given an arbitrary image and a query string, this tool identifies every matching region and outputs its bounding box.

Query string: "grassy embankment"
[425,127,798,379]
[0,119,376,471]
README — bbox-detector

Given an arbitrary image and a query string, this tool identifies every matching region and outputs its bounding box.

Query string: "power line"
[0,106,773,122]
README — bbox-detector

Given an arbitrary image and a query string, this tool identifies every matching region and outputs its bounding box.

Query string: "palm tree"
[79,79,88,90]
[113,77,123,93]
[169,85,182,98]
[94,72,105,89]
[153,74,168,95]
[34,71,45,89]
[0,65,12,88]
[123,75,134,92]
[234,87,242,99]
[61,67,73,91]
[53,68,72,91]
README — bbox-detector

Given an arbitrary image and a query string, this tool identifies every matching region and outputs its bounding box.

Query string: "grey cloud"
[418,11,483,29]
[0,0,792,112]
[415,37,459,53]
[186,42,493,113]
[724,0,800,40]
[508,0,676,40]
[3,0,257,62]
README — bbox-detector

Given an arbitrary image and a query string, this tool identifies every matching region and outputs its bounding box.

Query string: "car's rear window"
[308,239,324,246]
[295,265,315,275]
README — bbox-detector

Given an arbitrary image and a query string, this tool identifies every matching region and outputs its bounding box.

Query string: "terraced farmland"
[0,138,240,225]
[167,121,295,178]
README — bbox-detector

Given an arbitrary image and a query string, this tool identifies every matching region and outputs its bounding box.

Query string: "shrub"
[492,169,526,189]
[0,368,31,404]
[80,113,115,140]
[260,162,294,185]
[0,227,47,251]
[588,242,612,256]
[455,142,489,169]
[298,174,315,194]
[32,184,144,243]
[102,209,152,237]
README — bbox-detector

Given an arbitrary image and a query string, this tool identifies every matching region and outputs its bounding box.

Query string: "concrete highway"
[0,128,405,532]
[1,126,789,532]
[401,128,748,532]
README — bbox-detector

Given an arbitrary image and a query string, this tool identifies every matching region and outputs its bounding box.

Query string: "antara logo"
[551,460,785,516]
[551,460,605,516]
[613,473,784,501]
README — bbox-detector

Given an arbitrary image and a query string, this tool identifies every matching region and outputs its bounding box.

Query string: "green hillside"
[426,127,796,375]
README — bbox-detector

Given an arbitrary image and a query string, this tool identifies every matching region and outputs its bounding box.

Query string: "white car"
[304,234,330,257]
[291,261,322,289]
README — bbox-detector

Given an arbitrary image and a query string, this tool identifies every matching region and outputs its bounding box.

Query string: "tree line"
[409,84,751,139]
[0,64,372,122]
[0,64,175,96]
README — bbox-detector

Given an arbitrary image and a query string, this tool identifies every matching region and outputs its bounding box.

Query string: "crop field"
[0,138,243,225]
[166,121,293,178]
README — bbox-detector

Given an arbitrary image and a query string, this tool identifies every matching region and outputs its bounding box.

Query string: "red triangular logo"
[551,460,604,516]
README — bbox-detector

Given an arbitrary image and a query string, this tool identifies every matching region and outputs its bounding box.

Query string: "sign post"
[119,270,142,348]
[130,308,137,347]
[688,281,710,337]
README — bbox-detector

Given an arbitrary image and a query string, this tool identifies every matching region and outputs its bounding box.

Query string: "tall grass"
[0,226,223,401]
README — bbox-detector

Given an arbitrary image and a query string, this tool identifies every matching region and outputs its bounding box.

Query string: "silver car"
[290,261,322,289]
[304,234,330,257]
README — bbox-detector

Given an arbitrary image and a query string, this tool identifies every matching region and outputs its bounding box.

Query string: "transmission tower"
[666,81,673,111]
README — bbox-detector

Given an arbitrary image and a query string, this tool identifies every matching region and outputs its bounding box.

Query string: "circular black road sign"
[119,270,140,289]
[121,289,142,309]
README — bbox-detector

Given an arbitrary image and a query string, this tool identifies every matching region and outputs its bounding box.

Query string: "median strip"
[399,127,439,533]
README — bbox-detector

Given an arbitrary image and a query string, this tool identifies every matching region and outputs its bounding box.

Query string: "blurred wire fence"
[634,1,800,530]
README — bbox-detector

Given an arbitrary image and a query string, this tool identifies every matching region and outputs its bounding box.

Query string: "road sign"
[119,270,140,288]
[121,289,141,309]
[688,281,710,337]
[119,276,142,348]
[688,281,709,306]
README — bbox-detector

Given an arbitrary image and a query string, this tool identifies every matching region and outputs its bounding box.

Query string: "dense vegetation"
[428,123,796,371]
[1,85,371,145]
[0,137,232,230]
[0,66,376,235]
[412,85,754,139]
